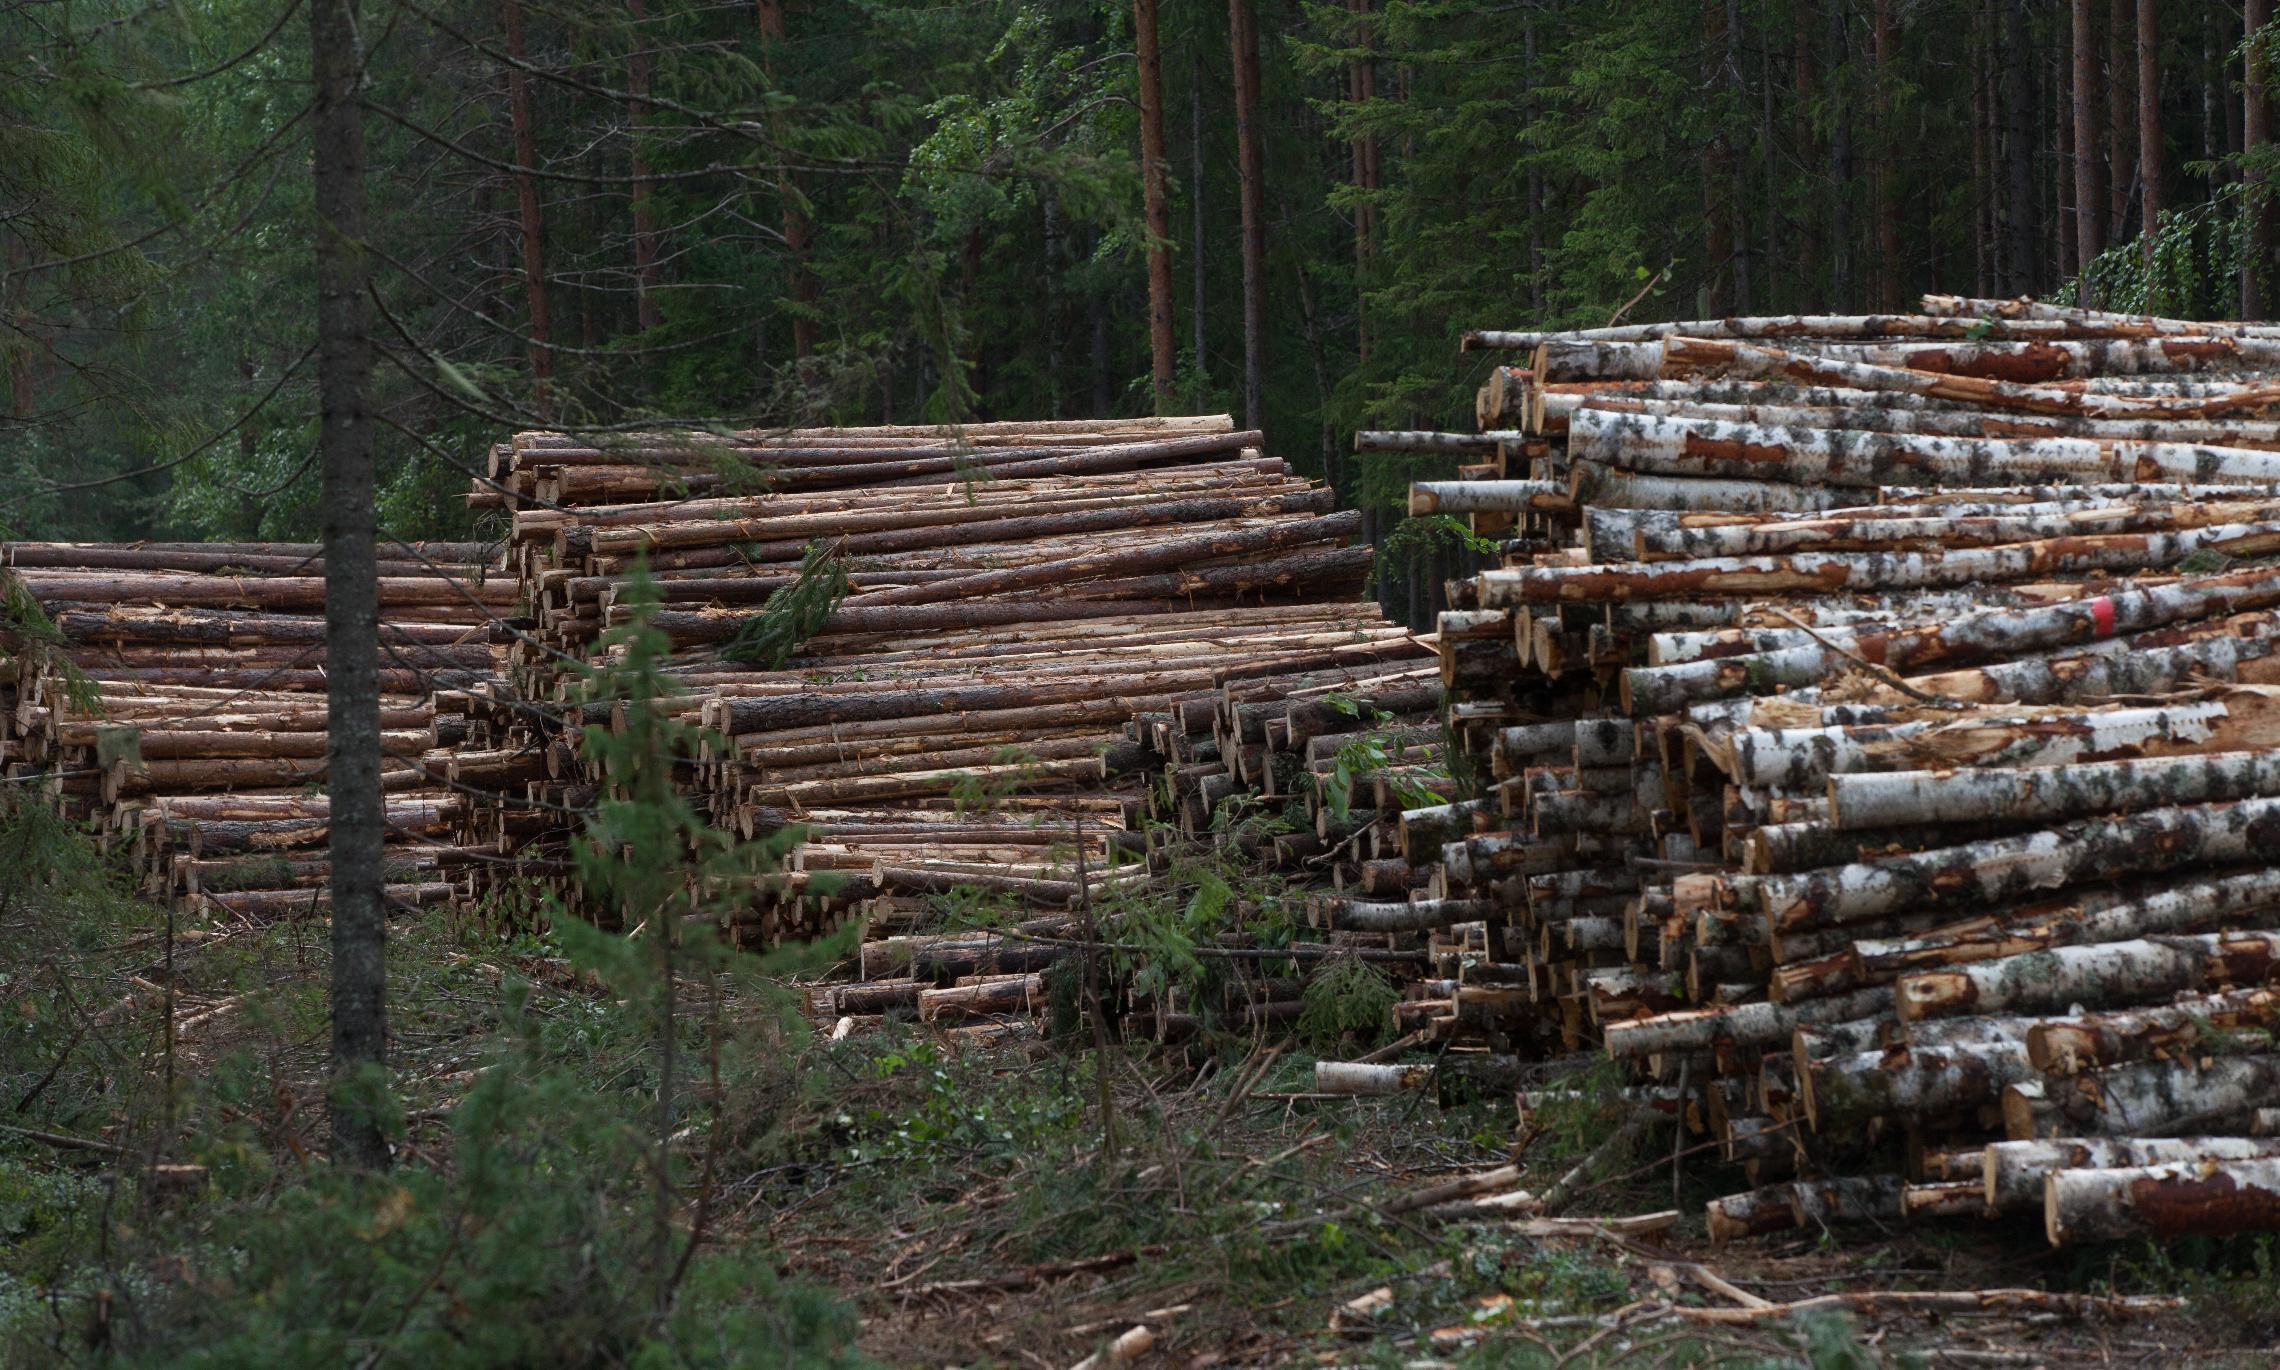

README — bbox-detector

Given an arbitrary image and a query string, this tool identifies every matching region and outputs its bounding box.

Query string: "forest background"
[5,0,2277,624]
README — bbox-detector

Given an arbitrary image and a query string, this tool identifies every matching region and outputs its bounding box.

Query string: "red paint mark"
[2089,596,2116,636]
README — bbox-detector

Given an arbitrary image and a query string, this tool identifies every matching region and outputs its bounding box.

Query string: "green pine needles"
[720,541,851,668]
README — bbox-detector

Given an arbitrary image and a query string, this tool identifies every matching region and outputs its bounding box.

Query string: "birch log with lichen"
[1735,798,2280,936]
[1827,751,2280,829]
[1479,524,2280,607]
[2005,1055,2280,1139]
[1894,934,2280,1022]
[1852,867,2280,982]
[1797,1038,2036,1133]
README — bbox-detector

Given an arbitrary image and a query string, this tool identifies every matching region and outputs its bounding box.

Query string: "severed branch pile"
[1305,294,2280,1249]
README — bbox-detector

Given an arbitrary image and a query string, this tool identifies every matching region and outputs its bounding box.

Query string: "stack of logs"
[1302,295,2280,1247]
[0,540,513,923]
[466,416,1414,954]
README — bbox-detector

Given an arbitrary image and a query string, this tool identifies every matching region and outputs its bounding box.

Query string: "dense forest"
[7,0,2276,556]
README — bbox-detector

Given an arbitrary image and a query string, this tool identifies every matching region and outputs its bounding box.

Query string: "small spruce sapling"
[560,560,842,1326]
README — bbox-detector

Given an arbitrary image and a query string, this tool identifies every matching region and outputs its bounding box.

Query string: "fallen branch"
[1672,1288,2183,1325]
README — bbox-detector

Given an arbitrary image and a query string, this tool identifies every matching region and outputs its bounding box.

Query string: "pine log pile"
[462,416,1417,953]
[0,541,511,924]
[1308,295,2280,1248]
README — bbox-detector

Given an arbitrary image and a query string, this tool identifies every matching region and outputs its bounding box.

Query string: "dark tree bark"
[1703,0,1737,316]
[1348,0,1379,360]
[1728,0,1752,312]
[309,0,388,1172]
[1829,1,1853,309]
[1758,11,1777,306]
[1525,8,1546,314]
[2058,41,2078,277]
[1088,239,1110,417]
[1190,74,1207,387]
[2107,0,2134,239]
[2003,0,2036,294]
[2248,0,2276,319]
[756,0,817,362]
[2138,0,2161,252]
[1794,0,1822,299]
[627,0,660,331]
[502,0,554,410]
[1971,2,1994,295]
[1229,0,1266,432]
[2203,7,2223,178]
[1871,0,1900,310]
[2070,0,2104,275]
[2231,5,2249,170]
[1134,0,1175,408]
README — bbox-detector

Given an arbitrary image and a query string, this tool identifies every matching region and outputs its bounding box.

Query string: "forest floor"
[2,810,2278,1366]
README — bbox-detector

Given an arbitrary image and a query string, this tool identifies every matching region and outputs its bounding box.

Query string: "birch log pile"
[1302,296,2280,1248]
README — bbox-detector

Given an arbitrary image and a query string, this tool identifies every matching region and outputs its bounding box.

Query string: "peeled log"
[1798,1039,2034,1133]
[1635,501,2280,560]
[1658,336,2280,420]
[1787,1173,1906,1228]
[1742,690,2280,790]
[1321,897,1493,933]
[1852,867,2280,982]
[2026,986,2280,1073]
[2003,1054,2280,1139]
[1827,751,2280,829]
[1602,987,1893,1057]
[1568,461,1843,514]
[1741,796,2280,936]
[1408,480,1569,516]
[1896,933,2280,1022]
[839,510,1358,608]
[1984,1138,2280,1212]
[2046,1159,2280,1245]
[1314,1062,1434,1095]
[1479,522,2280,606]
[1706,1183,1806,1243]
[1572,409,2280,490]
[913,958,1075,1005]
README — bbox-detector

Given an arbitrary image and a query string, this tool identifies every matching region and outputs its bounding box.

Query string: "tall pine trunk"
[1970,2,1994,295]
[2058,55,2078,278]
[1135,0,1175,409]
[627,0,660,332]
[2002,0,2034,294]
[1702,0,1736,317]
[2070,0,2104,277]
[1190,75,1207,389]
[1828,2,1852,310]
[503,0,553,411]
[1871,0,1900,310]
[2138,0,2161,254]
[2107,0,2134,239]
[1728,0,1752,313]
[1229,0,1266,433]
[310,0,387,1172]
[756,0,817,363]
[1525,10,1546,314]
[2248,0,2276,319]
[1348,0,1379,360]
[1793,0,1821,300]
